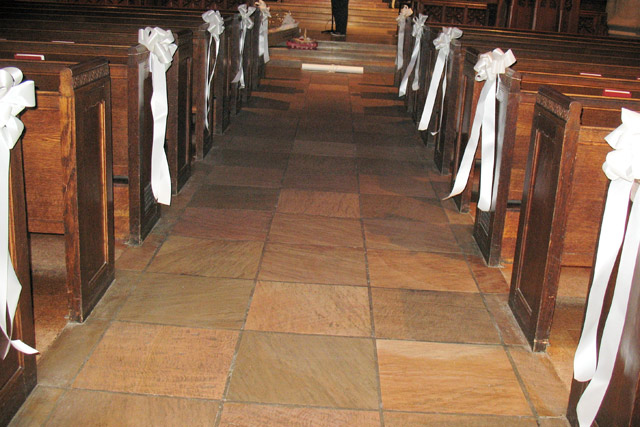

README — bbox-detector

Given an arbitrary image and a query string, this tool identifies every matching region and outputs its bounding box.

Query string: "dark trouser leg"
[334,0,348,34]
[330,0,337,30]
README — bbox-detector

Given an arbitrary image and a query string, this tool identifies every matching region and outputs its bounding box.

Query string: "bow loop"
[602,108,640,182]
[396,5,413,23]
[474,48,516,82]
[411,14,428,38]
[238,4,256,30]
[138,27,178,68]
[433,26,462,54]
[0,67,35,149]
[202,10,225,39]
[256,0,271,20]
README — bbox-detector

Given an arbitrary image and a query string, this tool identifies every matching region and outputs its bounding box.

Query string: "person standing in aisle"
[331,0,348,37]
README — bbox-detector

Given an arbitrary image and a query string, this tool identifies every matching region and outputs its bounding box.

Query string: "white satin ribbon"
[202,10,225,131]
[232,4,256,89]
[138,27,177,206]
[573,108,640,427]
[398,14,427,97]
[257,0,270,63]
[417,27,462,132]
[395,6,413,71]
[445,48,516,212]
[0,67,37,359]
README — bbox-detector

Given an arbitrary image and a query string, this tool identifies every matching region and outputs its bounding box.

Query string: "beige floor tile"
[293,139,356,157]
[90,270,141,320]
[483,294,529,346]
[9,386,65,427]
[377,340,531,415]
[148,236,263,279]
[259,243,367,286]
[46,389,218,426]
[246,281,371,336]
[269,213,363,248]
[277,189,360,218]
[188,185,279,211]
[117,273,253,329]
[364,218,460,253]
[208,165,284,188]
[557,267,591,299]
[116,233,165,271]
[547,298,585,389]
[359,174,435,198]
[227,332,378,409]
[508,347,569,417]
[73,322,237,399]
[538,417,571,426]
[372,288,500,344]
[360,194,448,223]
[384,412,537,426]
[368,249,478,292]
[220,403,380,426]
[172,207,271,241]
[467,255,510,293]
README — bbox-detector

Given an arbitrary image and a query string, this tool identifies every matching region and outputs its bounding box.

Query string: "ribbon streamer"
[0,67,37,359]
[138,27,177,206]
[395,6,413,71]
[202,10,225,131]
[398,14,428,97]
[417,27,462,132]
[232,4,256,89]
[573,108,640,426]
[444,48,516,212]
[257,0,271,63]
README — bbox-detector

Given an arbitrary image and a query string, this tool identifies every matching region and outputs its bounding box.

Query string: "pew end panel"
[212,15,238,136]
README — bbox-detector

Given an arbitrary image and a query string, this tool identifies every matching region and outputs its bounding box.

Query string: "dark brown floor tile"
[208,165,284,188]
[450,223,483,256]
[215,135,294,154]
[210,149,289,169]
[467,255,510,293]
[356,144,423,162]
[73,322,238,399]
[293,139,356,157]
[283,170,359,193]
[220,403,379,426]
[147,236,263,279]
[547,297,585,389]
[225,122,297,139]
[227,332,378,409]
[173,207,271,241]
[377,340,531,415]
[287,154,357,176]
[484,294,529,346]
[116,233,165,271]
[277,189,360,218]
[372,288,500,344]
[9,386,64,427]
[246,281,371,336]
[353,131,418,146]
[47,389,219,426]
[269,213,363,248]
[359,174,435,198]
[188,185,279,211]
[384,412,537,426]
[259,243,367,286]
[117,273,253,329]
[295,128,354,144]
[368,249,478,292]
[363,218,460,253]
[357,158,426,176]
[360,194,448,223]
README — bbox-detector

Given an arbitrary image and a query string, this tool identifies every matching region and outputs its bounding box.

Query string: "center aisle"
[13,66,572,426]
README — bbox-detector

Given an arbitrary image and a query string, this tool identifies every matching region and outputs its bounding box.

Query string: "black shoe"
[330,31,346,37]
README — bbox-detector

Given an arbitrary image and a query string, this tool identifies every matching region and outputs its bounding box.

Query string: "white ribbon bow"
[202,10,225,131]
[233,4,256,89]
[417,27,462,132]
[445,48,516,212]
[138,27,177,206]
[0,67,37,359]
[398,14,428,97]
[395,6,413,70]
[257,0,271,63]
[573,108,640,427]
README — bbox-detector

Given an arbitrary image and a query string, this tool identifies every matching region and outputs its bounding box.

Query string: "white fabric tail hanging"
[233,4,256,89]
[573,108,640,427]
[138,27,177,206]
[257,0,271,63]
[444,48,516,212]
[398,13,428,97]
[395,6,413,71]
[417,27,462,133]
[0,67,38,359]
[202,10,225,131]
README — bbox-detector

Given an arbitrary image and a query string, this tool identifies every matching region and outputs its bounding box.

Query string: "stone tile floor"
[12,66,585,426]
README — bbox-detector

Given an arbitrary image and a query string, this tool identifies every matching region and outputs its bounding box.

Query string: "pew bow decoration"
[395,5,413,70]
[202,10,225,131]
[0,67,38,359]
[138,27,177,206]
[233,4,257,89]
[417,27,462,132]
[573,108,640,427]
[445,48,516,212]
[398,13,428,97]
[257,0,271,63]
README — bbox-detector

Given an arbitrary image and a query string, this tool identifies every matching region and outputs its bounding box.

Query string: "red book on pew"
[14,53,45,61]
[603,89,632,98]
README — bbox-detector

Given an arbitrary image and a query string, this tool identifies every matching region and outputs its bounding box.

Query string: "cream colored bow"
[138,27,178,70]
[474,48,516,82]
[433,26,462,56]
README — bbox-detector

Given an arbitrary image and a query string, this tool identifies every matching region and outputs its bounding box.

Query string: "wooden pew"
[0,137,36,427]
[0,57,117,322]
[508,86,640,351]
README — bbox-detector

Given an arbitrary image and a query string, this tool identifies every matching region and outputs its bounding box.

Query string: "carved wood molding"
[72,65,109,89]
